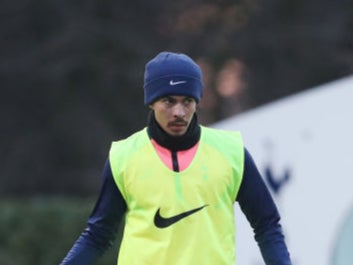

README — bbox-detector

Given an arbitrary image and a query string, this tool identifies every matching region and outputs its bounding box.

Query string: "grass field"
[0,197,119,265]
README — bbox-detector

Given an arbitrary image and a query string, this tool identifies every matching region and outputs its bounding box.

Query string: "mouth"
[168,121,188,130]
[169,121,187,127]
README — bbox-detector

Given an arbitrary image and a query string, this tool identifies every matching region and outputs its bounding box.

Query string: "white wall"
[212,75,353,265]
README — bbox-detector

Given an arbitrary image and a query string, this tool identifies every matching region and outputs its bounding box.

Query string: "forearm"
[60,159,127,265]
[60,232,106,265]
[256,225,291,265]
[237,148,292,265]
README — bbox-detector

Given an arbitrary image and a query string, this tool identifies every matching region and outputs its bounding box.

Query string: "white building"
[212,75,353,265]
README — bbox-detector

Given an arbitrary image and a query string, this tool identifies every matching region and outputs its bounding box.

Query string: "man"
[60,51,292,265]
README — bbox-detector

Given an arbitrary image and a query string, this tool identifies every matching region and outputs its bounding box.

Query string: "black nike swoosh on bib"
[154,205,208,228]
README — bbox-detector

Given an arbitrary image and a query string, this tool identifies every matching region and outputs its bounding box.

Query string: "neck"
[147,111,200,151]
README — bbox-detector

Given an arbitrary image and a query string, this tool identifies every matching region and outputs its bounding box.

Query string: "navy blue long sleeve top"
[60,147,291,265]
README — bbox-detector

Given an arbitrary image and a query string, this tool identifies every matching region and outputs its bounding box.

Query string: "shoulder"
[200,126,242,144]
[110,128,149,159]
[111,128,147,149]
[200,126,244,163]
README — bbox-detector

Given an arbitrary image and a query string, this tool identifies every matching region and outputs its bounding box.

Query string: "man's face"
[150,95,197,137]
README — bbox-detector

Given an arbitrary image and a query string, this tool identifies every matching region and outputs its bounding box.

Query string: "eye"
[184,97,195,105]
[161,97,174,105]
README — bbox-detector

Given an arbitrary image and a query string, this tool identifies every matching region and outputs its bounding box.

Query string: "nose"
[173,103,186,118]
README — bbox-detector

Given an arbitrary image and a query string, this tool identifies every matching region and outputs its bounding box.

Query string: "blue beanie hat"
[143,51,203,105]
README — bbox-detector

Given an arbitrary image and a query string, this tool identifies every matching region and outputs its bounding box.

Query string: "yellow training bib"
[109,126,244,265]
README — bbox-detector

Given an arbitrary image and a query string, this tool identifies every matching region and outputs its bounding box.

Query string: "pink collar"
[151,139,199,171]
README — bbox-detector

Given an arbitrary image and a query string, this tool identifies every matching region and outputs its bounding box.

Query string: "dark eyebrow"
[160,96,176,102]
[164,96,175,100]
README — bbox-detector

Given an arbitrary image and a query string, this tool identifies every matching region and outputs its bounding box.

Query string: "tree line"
[1,0,352,196]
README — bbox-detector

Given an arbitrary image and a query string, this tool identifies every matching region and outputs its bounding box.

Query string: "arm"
[60,159,127,265]
[236,148,292,265]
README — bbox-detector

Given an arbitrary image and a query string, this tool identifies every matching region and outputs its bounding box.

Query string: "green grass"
[0,197,119,265]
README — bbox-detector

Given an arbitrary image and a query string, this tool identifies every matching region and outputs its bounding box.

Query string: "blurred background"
[1,0,352,264]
